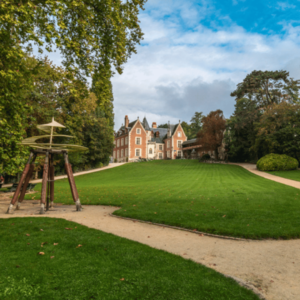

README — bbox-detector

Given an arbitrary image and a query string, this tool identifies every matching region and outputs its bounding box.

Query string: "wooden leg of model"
[16,154,37,210]
[6,152,34,214]
[46,154,51,211]
[40,152,49,214]
[64,152,81,211]
[49,154,55,208]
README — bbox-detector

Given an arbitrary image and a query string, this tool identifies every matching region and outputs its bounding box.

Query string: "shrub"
[200,153,211,161]
[257,153,298,171]
[114,158,117,163]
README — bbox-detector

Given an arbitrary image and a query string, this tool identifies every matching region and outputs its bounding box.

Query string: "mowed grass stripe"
[0,218,260,300]
[26,160,300,239]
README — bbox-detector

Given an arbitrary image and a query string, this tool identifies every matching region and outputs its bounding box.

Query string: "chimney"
[152,122,157,129]
[125,115,129,127]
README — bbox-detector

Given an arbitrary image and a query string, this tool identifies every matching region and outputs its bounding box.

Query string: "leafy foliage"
[257,153,298,171]
[0,0,146,175]
[226,70,300,162]
[197,110,226,160]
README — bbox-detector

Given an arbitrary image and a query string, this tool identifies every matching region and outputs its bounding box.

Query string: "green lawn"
[26,160,300,239]
[266,170,300,182]
[0,218,259,300]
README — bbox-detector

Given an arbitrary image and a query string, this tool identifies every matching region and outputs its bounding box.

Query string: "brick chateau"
[113,115,187,162]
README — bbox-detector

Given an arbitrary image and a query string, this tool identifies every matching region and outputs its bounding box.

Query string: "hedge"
[257,153,298,171]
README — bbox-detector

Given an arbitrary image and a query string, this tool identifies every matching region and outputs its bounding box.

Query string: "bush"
[200,153,211,161]
[257,153,298,171]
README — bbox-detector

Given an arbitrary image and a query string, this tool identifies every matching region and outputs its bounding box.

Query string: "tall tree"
[197,110,226,160]
[190,112,203,138]
[230,70,300,107]
[0,0,146,175]
[225,98,260,162]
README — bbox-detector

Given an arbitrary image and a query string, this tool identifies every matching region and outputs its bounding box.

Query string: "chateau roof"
[142,117,151,131]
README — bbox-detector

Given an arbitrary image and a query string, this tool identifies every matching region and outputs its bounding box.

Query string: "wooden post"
[49,154,55,208]
[64,152,81,211]
[6,152,34,214]
[40,151,49,214]
[16,153,37,210]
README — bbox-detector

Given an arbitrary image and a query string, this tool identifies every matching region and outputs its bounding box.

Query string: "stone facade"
[113,116,187,162]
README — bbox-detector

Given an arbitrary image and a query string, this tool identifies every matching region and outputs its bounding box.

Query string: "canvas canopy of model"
[6,118,88,214]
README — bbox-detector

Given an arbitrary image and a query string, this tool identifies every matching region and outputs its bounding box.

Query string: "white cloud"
[276,2,296,11]
[112,9,300,129]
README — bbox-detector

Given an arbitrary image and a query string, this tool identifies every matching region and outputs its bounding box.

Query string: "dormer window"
[136,128,141,134]
[178,132,182,137]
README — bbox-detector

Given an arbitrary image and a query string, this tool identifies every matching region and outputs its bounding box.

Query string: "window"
[159,145,163,150]
[117,150,120,158]
[121,138,124,146]
[178,151,182,157]
[136,149,140,156]
[117,140,120,147]
[149,148,153,154]
[113,151,115,158]
[121,149,124,157]
[177,140,182,147]
[136,137,141,145]
[178,132,182,137]
[136,128,141,134]
[114,140,116,145]
[167,140,170,148]
[125,137,128,145]
[125,148,128,157]
[159,153,163,159]
[167,151,170,158]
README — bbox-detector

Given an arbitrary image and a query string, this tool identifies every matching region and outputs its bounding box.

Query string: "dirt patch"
[1,194,299,300]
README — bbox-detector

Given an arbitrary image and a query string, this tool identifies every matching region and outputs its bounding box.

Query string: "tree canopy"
[197,110,226,160]
[0,0,146,175]
[226,70,300,162]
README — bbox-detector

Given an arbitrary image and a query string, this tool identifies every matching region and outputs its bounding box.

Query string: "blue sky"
[112,0,300,129]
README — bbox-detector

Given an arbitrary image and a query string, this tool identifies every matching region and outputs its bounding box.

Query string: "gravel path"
[1,162,300,300]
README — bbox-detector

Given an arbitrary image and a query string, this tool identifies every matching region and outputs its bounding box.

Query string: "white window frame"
[167,151,170,158]
[113,151,115,158]
[136,137,141,145]
[135,148,141,157]
[178,150,182,157]
[121,138,124,146]
[149,148,153,154]
[125,148,128,157]
[167,140,170,148]
[159,152,163,159]
[178,132,182,137]
[177,140,182,148]
[117,150,120,158]
[121,149,124,158]
[136,128,141,134]
[125,137,128,145]
[159,145,163,150]
[117,139,120,147]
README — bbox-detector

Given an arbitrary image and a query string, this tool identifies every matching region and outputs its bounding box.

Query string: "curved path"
[231,163,300,189]
[1,163,300,300]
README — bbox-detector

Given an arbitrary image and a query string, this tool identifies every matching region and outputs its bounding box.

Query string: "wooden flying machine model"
[6,118,88,214]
